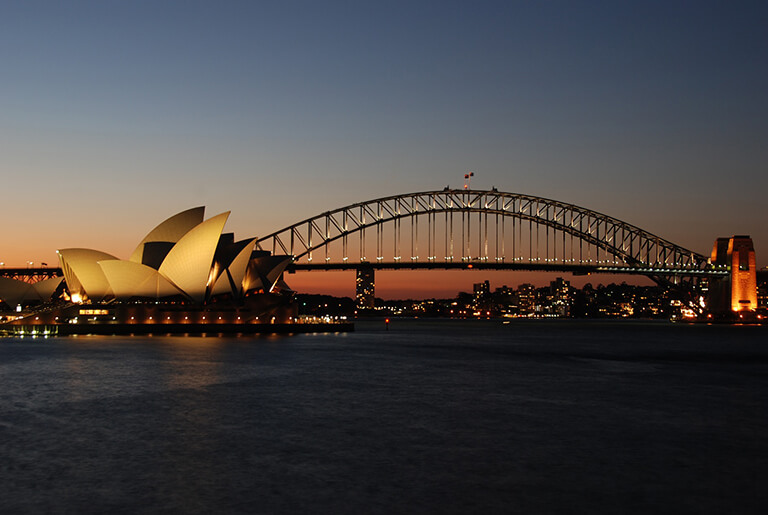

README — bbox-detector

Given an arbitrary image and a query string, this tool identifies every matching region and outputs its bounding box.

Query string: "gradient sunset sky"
[2,1,766,298]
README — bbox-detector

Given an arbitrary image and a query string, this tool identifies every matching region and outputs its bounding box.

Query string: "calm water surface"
[1,319,767,514]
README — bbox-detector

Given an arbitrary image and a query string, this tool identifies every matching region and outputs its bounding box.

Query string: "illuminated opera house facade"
[0,207,307,334]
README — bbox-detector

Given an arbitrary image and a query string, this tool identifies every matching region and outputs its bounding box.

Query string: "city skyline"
[2,1,766,298]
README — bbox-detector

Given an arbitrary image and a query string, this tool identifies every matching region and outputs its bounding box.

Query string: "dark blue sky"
[1,1,766,293]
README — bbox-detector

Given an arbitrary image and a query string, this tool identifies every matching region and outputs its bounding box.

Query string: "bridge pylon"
[706,235,758,315]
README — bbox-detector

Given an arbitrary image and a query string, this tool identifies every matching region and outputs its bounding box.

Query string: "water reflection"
[2,322,767,514]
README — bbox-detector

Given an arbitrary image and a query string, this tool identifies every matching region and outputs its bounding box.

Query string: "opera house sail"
[0,207,322,335]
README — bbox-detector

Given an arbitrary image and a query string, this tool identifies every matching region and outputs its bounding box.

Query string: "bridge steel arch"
[257,189,716,283]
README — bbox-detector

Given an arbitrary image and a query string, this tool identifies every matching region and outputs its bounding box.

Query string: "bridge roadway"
[0,267,62,282]
[2,263,728,284]
[288,261,726,277]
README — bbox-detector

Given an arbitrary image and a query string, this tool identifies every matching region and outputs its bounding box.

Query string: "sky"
[1,1,766,298]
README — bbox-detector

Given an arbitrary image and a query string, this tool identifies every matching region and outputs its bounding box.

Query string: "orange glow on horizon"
[286,270,655,300]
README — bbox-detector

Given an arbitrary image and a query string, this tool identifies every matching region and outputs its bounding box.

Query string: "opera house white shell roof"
[50,207,290,305]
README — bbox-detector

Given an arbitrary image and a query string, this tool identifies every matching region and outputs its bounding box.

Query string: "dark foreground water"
[1,319,767,514]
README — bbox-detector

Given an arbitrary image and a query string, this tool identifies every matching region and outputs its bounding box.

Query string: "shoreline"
[0,321,355,337]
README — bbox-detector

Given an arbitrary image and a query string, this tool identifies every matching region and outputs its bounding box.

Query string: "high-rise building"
[550,277,571,317]
[473,280,490,300]
[757,268,768,310]
[516,283,536,315]
[355,267,375,309]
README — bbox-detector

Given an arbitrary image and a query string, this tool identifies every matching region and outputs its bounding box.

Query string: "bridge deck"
[2,264,726,283]
[289,262,726,277]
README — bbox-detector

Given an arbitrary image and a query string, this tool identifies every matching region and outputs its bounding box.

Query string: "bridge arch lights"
[256,189,714,284]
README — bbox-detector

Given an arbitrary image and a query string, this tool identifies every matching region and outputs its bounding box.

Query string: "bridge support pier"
[356,266,375,310]
[707,235,757,314]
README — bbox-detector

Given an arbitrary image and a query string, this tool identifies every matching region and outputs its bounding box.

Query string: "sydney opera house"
[0,207,317,335]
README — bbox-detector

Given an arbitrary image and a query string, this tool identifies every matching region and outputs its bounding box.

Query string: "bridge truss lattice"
[257,189,721,283]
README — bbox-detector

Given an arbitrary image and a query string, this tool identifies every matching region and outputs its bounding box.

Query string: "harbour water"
[1,319,767,513]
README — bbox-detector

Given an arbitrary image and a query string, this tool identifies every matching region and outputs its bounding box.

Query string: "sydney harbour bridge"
[255,189,726,286]
[3,188,734,297]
